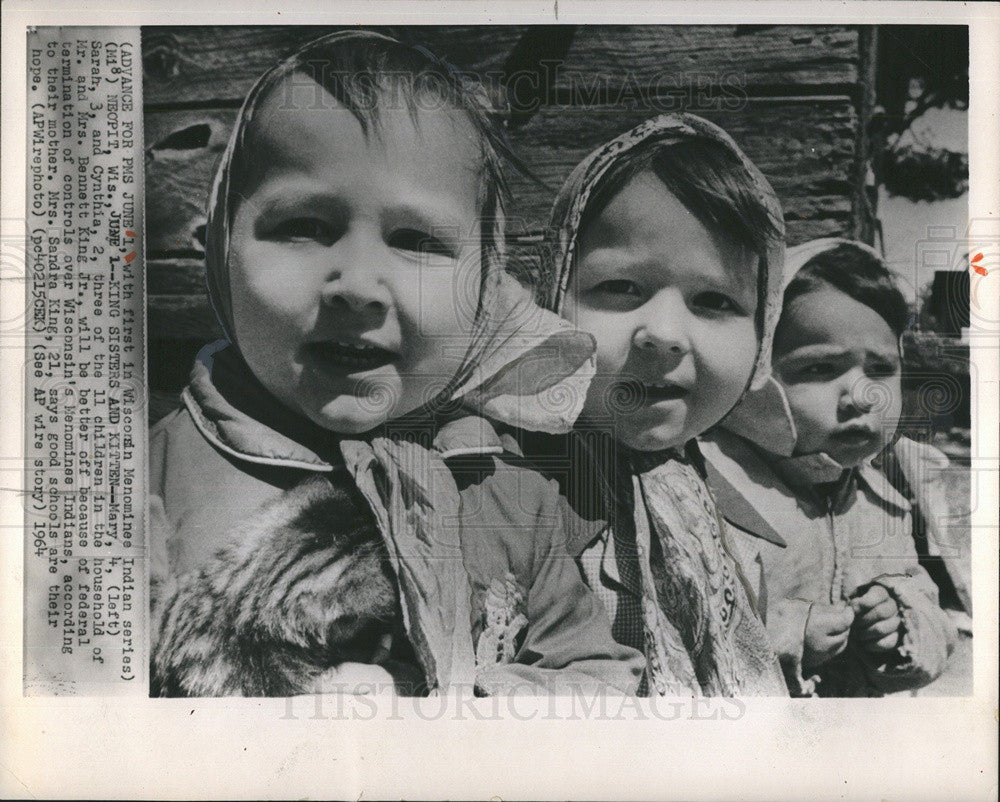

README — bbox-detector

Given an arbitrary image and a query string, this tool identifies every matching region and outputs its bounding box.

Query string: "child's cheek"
[786,384,839,451]
[585,312,633,374]
[874,375,903,435]
[403,257,481,341]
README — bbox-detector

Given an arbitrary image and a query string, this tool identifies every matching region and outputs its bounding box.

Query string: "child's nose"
[320,257,392,319]
[321,276,389,318]
[632,294,690,356]
[839,370,877,415]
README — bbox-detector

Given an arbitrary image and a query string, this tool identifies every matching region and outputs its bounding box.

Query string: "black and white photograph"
[137,22,975,699]
[2,3,997,799]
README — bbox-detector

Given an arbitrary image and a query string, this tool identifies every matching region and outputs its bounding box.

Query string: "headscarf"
[545,112,786,393]
[195,32,600,692]
[203,29,596,434]
[542,114,789,696]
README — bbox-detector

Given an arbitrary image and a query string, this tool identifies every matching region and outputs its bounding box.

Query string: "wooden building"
[142,24,878,423]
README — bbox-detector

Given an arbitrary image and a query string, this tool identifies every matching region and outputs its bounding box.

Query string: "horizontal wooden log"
[144,97,855,252]
[505,98,856,232]
[146,257,210,296]
[142,25,526,106]
[783,217,852,243]
[142,25,859,107]
[143,108,232,256]
[547,25,858,99]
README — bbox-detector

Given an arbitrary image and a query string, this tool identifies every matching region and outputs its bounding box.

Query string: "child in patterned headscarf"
[531,113,790,696]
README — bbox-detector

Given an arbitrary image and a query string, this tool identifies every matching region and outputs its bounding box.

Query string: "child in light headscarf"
[700,238,955,696]
[149,31,643,697]
[529,114,790,696]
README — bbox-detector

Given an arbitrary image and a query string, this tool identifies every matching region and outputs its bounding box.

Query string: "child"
[700,238,955,696]
[149,31,643,697]
[530,114,791,696]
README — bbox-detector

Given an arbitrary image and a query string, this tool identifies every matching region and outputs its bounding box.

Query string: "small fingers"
[820,605,855,634]
[857,597,899,628]
[859,614,901,643]
[815,630,852,662]
[828,631,851,659]
[867,630,902,654]
[853,583,891,609]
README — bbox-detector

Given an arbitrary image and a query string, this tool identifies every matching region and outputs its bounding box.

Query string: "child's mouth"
[308,340,398,373]
[616,378,689,404]
[641,379,689,401]
[830,425,880,448]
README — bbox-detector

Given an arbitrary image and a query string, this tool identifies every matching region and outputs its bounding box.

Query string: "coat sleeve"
[894,437,972,614]
[844,485,956,692]
[860,568,956,693]
[472,479,644,696]
[765,597,817,696]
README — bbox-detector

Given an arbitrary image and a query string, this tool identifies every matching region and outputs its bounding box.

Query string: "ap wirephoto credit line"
[24,27,147,694]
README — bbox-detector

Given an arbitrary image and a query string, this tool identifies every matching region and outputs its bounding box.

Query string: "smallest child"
[701,239,955,696]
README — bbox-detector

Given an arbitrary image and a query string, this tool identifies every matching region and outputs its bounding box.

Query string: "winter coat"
[150,344,643,697]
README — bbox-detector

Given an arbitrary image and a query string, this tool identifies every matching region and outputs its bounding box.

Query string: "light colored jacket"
[701,428,955,696]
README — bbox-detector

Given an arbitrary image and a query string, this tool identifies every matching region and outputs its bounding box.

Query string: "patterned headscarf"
[543,114,790,696]
[544,113,786,393]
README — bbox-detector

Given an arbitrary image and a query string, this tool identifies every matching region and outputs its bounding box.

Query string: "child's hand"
[803,603,855,670]
[850,584,902,654]
[305,634,425,696]
[309,662,398,695]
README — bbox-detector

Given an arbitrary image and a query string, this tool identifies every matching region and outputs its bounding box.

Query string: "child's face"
[771,284,902,467]
[564,169,760,452]
[228,77,483,434]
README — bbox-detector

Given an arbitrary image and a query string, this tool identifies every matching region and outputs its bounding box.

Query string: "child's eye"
[593,280,643,297]
[867,361,899,379]
[268,217,339,245]
[801,362,837,379]
[692,291,741,314]
[585,280,645,311]
[388,229,456,259]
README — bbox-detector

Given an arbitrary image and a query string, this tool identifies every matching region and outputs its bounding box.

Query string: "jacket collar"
[183,341,508,471]
[857,462,912,512]
[771,448,911,514]
[702,430,909,548]
[703,456,787,547]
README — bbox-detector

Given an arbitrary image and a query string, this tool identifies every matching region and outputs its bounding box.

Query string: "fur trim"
[151,476,402,697]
